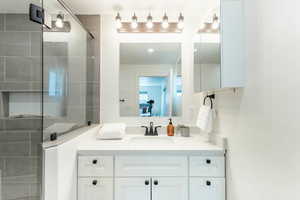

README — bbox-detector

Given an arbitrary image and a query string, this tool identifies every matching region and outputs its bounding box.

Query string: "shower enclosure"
[0,0,99,199]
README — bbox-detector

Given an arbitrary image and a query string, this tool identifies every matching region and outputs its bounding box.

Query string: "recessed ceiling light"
[147,48,155,54]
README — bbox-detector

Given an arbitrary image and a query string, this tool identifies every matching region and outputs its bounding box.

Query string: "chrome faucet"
[141,122,161,136]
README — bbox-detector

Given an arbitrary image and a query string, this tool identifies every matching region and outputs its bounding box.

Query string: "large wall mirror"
[119,43,182,117]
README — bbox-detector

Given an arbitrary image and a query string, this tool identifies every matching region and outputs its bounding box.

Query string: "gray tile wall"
[0,13,42,200]
[0,14,42,91]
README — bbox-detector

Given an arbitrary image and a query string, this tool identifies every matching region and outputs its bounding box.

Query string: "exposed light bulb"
[211,14,219,30]
[177,13,184,29]
[131,13,138,29]
[146,13,153,29]
[55,14,64,28]
[115,12,122,29]
[162,13,169,29]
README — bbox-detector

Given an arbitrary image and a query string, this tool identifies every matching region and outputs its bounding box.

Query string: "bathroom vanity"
[43,126,226,200]
[74,129,225,200]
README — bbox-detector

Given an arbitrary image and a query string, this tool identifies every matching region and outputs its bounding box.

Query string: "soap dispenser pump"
[167,118,175,136]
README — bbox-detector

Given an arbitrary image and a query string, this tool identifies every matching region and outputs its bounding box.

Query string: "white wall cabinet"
[194,0,245,93]
[78,154,225,200]
[221,0,245,88]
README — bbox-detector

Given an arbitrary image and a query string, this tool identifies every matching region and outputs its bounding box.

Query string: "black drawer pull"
[145,180,150,185]
[206,159,211,164]
[92,159,98,164]
[92,180,98,185]
[153,180,158,185]
[206,181,211,186]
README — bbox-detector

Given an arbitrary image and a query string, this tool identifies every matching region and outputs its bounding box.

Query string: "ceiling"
[120,43,181,65]
[63,0,219,15]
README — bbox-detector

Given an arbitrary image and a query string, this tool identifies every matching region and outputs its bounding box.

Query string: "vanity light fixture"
[115,12,122,29]
[199,23,206,30]
[162,13,169,29]
[177,13,184,29]
[131,13,138,29]
[211,14,219,30]
[146,13,154,29]
[55,13,64,28]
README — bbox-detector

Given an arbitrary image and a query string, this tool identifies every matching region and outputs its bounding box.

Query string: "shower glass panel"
[43,0,96,141]
[0,0,43,200]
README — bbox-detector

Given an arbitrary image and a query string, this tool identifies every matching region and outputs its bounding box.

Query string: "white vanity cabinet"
[78,178,113,200]
[115,178,151,200]
[152,177,188,200]
[77,154,225,200]
[190,178,225,200]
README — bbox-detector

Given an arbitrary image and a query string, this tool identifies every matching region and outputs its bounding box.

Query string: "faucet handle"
[154,126,162,135]
[141,126,149,135]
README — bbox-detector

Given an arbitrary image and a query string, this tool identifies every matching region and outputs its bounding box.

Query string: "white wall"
[210,0,300,199]
[100,15,202,126]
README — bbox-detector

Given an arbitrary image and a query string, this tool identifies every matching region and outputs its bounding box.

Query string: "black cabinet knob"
[92,159,98,164]
[92,180,98,185]
[206,181,211,186]
[145,180,150,185]
[153,180,158,185]
[206,159,211,164]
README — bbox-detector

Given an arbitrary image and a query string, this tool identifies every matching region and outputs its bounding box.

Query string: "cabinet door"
[78,178,113,200]
[115,178,151,200]
[190,178,225,200]
[152,177,188,200]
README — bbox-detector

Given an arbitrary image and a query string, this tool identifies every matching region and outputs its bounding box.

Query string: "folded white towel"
[196,105,215,133]
[97,123,126,140]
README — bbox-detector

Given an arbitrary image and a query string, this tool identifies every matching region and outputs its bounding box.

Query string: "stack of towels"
[97,123,126,140]
[196,105,215,133]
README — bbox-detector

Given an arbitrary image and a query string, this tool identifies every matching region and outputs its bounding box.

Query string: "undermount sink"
[129,136,174,145]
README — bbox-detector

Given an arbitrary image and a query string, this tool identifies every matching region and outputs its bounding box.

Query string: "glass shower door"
[0,1,43,200]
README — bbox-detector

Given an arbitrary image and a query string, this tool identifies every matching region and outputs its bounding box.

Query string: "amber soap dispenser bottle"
[167,118,175,136]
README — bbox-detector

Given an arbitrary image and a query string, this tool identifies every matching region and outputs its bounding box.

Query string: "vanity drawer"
[190,177,225,200]
[78,156,114,177]
[189,156,225,177]
[115,156,188,177]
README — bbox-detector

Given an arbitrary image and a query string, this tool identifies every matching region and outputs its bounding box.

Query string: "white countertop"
[76,126,225,155]
[43,125,225,155]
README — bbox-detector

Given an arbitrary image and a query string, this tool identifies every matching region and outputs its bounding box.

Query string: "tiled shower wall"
[0,14,42,200]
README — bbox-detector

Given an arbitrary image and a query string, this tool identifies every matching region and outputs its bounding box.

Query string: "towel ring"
[203,94,215,109]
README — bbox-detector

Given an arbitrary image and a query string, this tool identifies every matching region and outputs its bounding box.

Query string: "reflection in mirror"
[119,43,182,117]
[194,8,221,92]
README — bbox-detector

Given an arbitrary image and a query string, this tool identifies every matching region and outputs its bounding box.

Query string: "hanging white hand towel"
[196,105,215,133]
